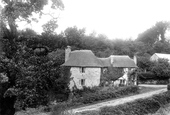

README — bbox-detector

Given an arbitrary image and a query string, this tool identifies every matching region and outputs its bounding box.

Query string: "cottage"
[109,55,137,86]
[150,53,170,62]
[62,46,137,90]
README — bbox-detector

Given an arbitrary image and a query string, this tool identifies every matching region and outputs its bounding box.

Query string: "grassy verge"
[98,91,170,115]
[139,86,165,94]
[69,86,164,109]
[15,86,166,115]
[148,103,170,115]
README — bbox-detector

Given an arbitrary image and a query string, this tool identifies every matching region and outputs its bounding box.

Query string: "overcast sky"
[12,0,170,39]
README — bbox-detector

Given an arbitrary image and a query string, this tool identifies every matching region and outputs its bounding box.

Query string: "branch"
[40,11,60,20]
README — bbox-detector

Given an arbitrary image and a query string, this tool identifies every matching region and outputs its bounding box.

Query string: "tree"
[136,21,170,46]
[42,19,58,35]
[101,67,123,86]
[155,21,170,42]
[150,59,170,79]
[64,26,85,48]
[0,0,64,114]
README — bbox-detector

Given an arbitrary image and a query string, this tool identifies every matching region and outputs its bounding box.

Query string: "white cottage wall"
[69,67,101,90]
[150,54,159,62]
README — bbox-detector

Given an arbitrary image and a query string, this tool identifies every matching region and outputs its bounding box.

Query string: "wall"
[150,54,158,62]
[114,68,137,86]
[69,67,101,90]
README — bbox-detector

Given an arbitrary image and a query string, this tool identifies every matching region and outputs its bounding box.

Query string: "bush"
[100,91,170,115]
[167,84,170,90]
[72,86,100,98]
[50,102,68,115]
[72,85,139,105]
[50,86,139,110]
[138,72,156,80]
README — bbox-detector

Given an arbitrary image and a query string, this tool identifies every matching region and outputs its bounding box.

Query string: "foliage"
[137,56,152,71]
[137,58,170,81]
[138,72,156,80]
[0,0,65,114]
[100,91,170,115]
[13,39,70,109]
[150,59,170,79]
[64,26,85,48]
[72,86,100,98]
[59,86,139,108]
[136,21,170,45]
[167,84,170,90]
[42,19,58,35]
[50,102,69,115]
[101,67,123,86]
[1,1,170,114]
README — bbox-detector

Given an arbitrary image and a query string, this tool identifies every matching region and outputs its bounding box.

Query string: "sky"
[3,0,170,39]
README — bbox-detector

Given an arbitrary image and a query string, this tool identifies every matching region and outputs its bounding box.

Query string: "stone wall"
[69,67,101,89]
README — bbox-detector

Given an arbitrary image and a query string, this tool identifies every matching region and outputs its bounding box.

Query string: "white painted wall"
[113,68,137,86]
[116,68,129,86]
[69,67,101,90]
[150,54,159,62]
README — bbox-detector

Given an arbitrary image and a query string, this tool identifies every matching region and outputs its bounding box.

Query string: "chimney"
[133,55,137,65]
[65,46,71,62]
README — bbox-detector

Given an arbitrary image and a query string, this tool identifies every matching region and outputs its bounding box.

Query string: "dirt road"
[72,86,167,113]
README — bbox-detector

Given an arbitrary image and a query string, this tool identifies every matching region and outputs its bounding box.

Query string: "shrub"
[100,91,170,115]
[138,72,156,80]
[72,86,100,98]
[167,84,170,90]
[72,85,139,105]
[50,102,68,115]
[51,85,139,110]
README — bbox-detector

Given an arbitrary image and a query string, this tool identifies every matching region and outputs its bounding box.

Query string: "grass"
[148,104,170,115]
[15,85,166,115]
[139,86,165,94]
[70,86,165,109]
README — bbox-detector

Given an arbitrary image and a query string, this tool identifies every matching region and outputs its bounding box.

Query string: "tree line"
[1,0,170,115]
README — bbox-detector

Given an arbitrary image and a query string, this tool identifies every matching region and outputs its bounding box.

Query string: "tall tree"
[136,21,170,46]
[64,26,85,48]
[0,0,64,115]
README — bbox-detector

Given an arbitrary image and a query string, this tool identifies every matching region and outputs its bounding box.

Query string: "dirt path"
[72,88,167,113]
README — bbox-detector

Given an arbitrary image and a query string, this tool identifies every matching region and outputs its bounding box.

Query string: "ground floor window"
[120,79,125,85]
[80,79,85,86]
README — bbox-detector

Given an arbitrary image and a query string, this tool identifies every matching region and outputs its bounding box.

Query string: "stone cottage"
[62,46,137,90]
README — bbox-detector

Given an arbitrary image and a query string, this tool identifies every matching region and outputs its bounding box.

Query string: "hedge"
[51,85,140,114]
[100,91,170,115]
[72,85,139,105]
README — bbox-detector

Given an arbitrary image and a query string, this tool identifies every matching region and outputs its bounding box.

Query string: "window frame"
[80,79,85,86]
[80,67,85,73]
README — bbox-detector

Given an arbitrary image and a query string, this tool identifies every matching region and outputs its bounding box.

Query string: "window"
[80,79,85,86]
[80,67,85,73]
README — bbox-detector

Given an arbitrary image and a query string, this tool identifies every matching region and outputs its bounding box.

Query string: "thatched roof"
[62,50,103,67]
[98,57,111,67]
[111,55,137,68]
[62,50,137,68]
